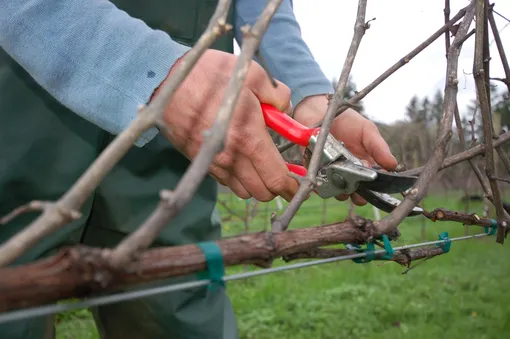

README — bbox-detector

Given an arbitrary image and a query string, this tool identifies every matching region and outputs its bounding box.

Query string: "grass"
[53,190,510,338]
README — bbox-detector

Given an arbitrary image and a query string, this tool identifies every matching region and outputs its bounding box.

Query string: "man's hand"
[292,94,398,206]
[156,49,299,202]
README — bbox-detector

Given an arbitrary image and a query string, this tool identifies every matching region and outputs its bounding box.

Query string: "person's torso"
[112,0,234,52]
[0,0,236,246]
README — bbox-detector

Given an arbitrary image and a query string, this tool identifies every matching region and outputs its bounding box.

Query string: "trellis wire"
[0,232,490,325]
[493,8,510,23]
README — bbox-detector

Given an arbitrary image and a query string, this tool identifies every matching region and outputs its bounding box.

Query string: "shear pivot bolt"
[331,172,347,189]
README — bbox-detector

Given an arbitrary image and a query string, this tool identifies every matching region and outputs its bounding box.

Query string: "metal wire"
[0,232,490,324]
[493,9,510,24]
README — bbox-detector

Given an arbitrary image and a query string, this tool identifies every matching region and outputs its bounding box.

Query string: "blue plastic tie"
[485,219,498,235]
[436,231,451,253]
[196,242,225,291]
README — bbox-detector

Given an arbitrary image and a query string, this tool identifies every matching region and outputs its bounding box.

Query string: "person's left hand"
[291,94,398,206]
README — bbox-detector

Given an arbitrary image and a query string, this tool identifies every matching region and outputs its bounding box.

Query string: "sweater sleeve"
[235,0,334,108]
[0,0,190,146]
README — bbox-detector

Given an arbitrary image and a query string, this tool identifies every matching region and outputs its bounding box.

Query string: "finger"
[284,101,293,116]
[228,175,252,200]
[246,135,299,202]
[361,122,398,170]
[245,63,291,113]
[360,159,373,168]
[230,94,299,202]
[209,163,251,199]
[350,193,367,206]
[252,145,299,202]
[208,163,228,186]
[335,194,350,201]
[232,156,276,202]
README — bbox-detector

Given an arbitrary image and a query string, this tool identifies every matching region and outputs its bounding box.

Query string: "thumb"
[362,122,398,170]
[245,62,291,112]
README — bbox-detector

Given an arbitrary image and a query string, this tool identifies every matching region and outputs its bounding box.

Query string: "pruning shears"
[261,103,423,216]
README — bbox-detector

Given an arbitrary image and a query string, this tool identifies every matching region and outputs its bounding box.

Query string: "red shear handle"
[286,163,307,176]
[286,163,319,194]
[261,103,319,146]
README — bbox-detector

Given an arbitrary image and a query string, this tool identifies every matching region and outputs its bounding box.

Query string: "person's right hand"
[155,49,299,202]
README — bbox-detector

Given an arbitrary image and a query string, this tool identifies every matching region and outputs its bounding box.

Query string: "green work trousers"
[0,0,238,338]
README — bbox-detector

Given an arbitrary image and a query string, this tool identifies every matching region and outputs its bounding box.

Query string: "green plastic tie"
[380,234,395,259]
[485,219,498,235]
[437,231,451,253]
[351,234,394,263]
[352,242,374,263]
[196,242,225,291]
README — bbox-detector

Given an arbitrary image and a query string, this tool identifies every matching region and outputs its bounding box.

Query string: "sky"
[239,1,510,125]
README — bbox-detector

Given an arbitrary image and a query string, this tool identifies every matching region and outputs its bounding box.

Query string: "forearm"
[235,0,333,108]
[0,0,190,146]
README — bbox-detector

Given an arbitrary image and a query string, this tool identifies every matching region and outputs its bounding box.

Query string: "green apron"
[0,1,237,338]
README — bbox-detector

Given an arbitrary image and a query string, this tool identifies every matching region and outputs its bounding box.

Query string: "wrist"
[292,94,330,126]
[148,51,189,103]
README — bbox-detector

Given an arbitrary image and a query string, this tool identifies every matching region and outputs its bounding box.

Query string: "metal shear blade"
[319,162,422,216]
[356,188,424,216]
[321,161,423,215]
[357,170,419,194]
[323,161,418,195]
[260,103,423,216]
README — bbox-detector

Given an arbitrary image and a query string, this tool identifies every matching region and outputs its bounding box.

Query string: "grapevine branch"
[496,144,510,175]
[0,0,509,319]
[488,3,510,92]
[109,0,285,267]
[282,246,447,268]
[217,200,245,221]
[401,130,510,176]
[271,0,369,232]
[474,0,508,243]
[447,0,499,232]
[277,5,469,154]
[423,208,496,227]
[374,0,477,235]
[0,0,475,265]
[0,0,236,267]
[488,3,510,181]
[0,209,491,312]
[444,0,451,55]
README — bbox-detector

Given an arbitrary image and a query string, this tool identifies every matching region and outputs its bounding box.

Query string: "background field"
[55,190,510,339]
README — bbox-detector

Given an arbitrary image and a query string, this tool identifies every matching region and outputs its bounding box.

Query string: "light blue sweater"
[0,0,333,146]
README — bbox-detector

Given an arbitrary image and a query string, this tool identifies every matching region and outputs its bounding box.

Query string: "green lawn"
[55,190,510,338]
